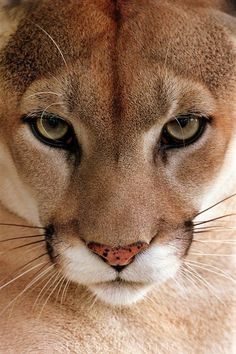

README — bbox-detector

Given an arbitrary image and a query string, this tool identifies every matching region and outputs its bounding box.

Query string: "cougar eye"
[24,112,75,150]
[161,115,208,149]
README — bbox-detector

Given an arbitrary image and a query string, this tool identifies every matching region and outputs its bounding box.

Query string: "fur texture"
[0,0,235,352]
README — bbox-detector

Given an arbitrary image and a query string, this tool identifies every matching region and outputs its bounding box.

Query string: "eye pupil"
[47,117,60,128]
[179,118,188,128]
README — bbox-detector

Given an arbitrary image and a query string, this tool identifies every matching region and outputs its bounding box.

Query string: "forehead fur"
[0,0,235,97]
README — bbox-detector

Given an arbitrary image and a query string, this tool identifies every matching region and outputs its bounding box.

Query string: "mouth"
[43,220,191,306]
[89,280,152,306]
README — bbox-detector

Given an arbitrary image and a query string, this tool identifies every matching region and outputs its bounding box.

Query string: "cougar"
[0,0,235,353]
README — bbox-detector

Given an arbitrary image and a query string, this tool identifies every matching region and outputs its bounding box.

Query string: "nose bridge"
[78,163,156,246]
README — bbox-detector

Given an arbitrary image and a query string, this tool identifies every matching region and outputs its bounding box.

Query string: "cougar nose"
[87,241,149,268]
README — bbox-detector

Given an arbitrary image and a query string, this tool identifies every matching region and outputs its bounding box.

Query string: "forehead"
[1,0,236,126]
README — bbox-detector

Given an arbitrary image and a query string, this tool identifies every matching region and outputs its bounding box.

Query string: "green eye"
[25,112,75,149]
[36,116,69,140]
[161,115,208,149]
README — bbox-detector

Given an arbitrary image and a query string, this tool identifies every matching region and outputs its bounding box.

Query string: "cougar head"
[0,0,235,305]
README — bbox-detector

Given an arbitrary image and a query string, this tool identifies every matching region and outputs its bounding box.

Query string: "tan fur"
[0,0,235,352]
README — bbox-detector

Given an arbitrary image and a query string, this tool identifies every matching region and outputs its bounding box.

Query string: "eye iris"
[166,118,200,141]
[36,116,69,140]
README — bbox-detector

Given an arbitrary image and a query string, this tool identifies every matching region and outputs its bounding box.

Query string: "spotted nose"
[87,241,149,267]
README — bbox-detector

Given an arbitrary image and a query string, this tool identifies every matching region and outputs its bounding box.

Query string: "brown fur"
[0,0,235,352]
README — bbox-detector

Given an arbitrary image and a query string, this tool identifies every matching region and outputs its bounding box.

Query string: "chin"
[89,281,152,306]
[61,242,181,306]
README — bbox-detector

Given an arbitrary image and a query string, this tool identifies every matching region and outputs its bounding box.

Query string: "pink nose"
[87,241,149,267]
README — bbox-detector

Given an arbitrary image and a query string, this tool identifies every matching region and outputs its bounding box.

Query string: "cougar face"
[0,0,235,305]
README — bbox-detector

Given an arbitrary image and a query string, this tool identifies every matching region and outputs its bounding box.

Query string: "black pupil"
[178,118,189,128]
[47,117,60,128]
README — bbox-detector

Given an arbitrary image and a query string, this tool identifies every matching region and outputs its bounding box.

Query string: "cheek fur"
[11,128,71,216]
[121,245,181,284]
[0,140,39,223]
[62,245,116,285]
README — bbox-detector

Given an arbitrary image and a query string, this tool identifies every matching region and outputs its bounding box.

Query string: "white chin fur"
[63,244,116,285]
[89,282,151,306]
[63,243,180,306]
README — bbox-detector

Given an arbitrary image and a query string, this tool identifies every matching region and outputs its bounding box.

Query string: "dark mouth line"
[95,279,147,287]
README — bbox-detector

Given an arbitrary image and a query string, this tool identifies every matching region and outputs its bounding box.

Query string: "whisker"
[47,73,63,86]
[0,223,45,230]
[30,21,68,69]
[194,214,236,227]
[56,275,67,302]
[22,263,54,296]
[194,225,236,231]
[181,267,205,293]
[184,264,224,304]
[193,239,236,244]
[179,267,200,290]
[185,260,236,284]
[0,252,48,287]
[0,263,53,317]
[172,270,192,295]
[24,243,46,255]
[38,272,64,317]
[26,91,62,100]
[0,234,44,243]
[61,278,70,305]
[0,239,45,255]
[0,261,46,291]
[63,279,71,302]
[29,267,56,295]
[193,229,236,235]
[193,231,212,235]
[87,292,99,312]
[190,252,235,257]
[195,193,236,217]
[185,262,236,284]
[52,245,70,261]
[33,271,58,310]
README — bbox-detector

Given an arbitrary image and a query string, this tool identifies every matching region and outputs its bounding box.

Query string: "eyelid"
[167,112,212,123]
[22,111,70,125]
